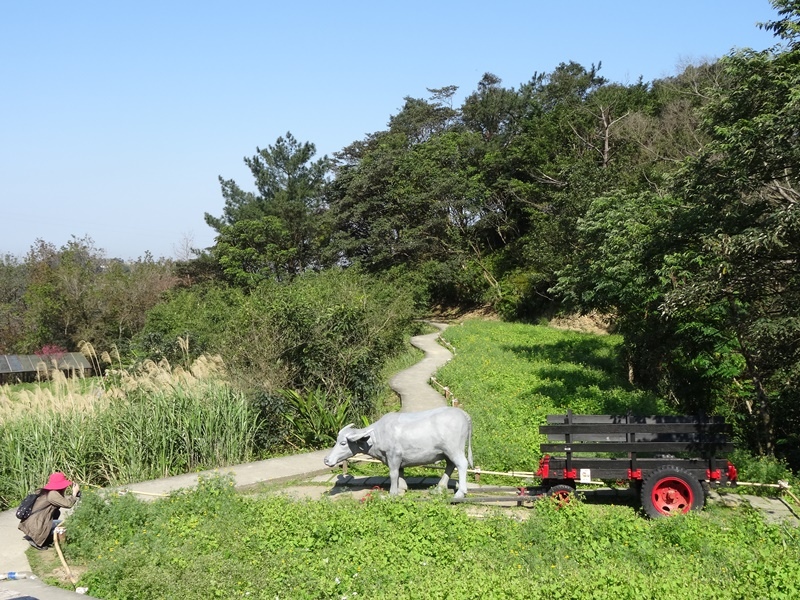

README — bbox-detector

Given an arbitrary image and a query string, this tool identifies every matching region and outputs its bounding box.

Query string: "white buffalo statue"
[324,406,473,498]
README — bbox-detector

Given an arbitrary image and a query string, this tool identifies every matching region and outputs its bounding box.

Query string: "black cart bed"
[534,411,738,517]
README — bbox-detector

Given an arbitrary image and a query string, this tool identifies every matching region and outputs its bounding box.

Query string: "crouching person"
[18,471,81,550]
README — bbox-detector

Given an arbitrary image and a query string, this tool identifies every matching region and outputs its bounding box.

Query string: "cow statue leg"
[438,460,455,493]
[453,452,469,499]
[388,460,404,496]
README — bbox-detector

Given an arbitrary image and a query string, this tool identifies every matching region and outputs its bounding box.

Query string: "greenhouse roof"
[0,352,92,374]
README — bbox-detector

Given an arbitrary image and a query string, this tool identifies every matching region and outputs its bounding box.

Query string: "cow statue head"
[324,423,373,467]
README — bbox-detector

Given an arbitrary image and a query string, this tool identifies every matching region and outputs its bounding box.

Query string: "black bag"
[16,492,45,521]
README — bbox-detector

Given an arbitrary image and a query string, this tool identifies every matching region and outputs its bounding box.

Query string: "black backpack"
[16,491,46,521]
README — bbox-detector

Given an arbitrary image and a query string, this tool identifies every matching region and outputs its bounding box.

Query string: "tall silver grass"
[0,379,261,508]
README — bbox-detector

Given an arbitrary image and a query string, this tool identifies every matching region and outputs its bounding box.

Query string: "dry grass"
[0,345,257,507]
[549,311,615,335]
[0,371,108,423]
[0,351,228,424]
[109,354,226,394]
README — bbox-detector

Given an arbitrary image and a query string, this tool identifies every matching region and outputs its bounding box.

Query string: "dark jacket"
[18,489,78,547]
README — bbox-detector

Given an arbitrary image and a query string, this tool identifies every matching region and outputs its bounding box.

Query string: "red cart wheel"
[547,484,575,508]
[641,467,704,518]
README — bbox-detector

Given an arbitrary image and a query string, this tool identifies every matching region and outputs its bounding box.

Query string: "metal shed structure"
[0,353,93,383]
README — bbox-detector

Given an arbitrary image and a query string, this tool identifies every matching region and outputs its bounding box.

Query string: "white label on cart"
[579,469,592,483]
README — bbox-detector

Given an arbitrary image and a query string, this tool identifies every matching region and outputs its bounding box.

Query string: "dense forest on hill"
[2,1,799,468]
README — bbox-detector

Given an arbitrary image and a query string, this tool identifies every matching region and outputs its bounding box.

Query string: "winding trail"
[390,322,452,412]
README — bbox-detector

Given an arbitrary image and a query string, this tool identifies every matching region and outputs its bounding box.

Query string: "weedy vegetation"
[0,355,260,506]
[60,475,800,600]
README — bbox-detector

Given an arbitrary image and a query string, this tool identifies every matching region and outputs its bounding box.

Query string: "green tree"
[20,237,102,351]
[214,217,296,286]
[555,3,800,462]
[0,254,28,353]
[11,237,176,354]
[98,255,178,348]
[326,131,408,270]
[327,89,495,306]
[661,11,800,455]
[552,192,725,411]
[479,63,657,317]
[206,133,331,285]
[461,72,528,143]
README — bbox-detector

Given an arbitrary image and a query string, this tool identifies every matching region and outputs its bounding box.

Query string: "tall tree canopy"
[554,1,800,461]
[660,10,800,456]
[1,236,176,354]
[205,132,331,285]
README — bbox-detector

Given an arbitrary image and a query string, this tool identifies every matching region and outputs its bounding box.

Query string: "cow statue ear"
[345,427,373,442]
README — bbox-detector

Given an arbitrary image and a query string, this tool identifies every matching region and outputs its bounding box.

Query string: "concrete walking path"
[390,322,453,412]
[0,324,453,599]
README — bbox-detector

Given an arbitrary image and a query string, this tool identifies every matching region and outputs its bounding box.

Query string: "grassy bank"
[60,475,800,600]
[437,320,668,472]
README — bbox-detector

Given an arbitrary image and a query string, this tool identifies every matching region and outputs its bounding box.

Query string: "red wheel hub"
[651,477,693,515]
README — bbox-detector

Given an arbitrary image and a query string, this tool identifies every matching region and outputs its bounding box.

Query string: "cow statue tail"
[467,413,474,468]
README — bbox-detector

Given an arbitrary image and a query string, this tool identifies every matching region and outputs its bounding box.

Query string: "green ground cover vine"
[436,320,669,472]
[62,476,800,600]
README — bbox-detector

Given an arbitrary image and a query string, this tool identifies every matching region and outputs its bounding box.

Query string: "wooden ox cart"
[531,410,738,517]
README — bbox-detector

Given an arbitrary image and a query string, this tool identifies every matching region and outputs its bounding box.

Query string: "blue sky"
[0,1,780,260]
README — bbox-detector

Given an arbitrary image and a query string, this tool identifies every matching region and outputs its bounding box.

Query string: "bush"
[133,284,245,364]
[729,449,798,489]
[221,268,419,416]
[282,388,352,449]
[418,258,487,308]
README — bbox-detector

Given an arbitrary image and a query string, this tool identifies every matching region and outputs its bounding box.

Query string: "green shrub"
[282,388,352,449]
[133,284,245,364]
[417,258,487,308]
[729,449,798,489]
[222,268,418,415]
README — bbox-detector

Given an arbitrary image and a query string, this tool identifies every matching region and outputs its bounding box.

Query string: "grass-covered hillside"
[57,475,800,600]
[436,320,669,473]
[436,320,794,484]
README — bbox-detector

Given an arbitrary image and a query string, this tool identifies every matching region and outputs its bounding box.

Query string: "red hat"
[43,472,72,491]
